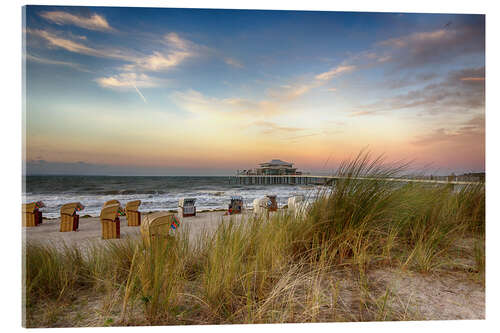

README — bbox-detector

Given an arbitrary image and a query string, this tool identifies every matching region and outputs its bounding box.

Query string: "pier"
[230,175,330,185]
[231,159,484,186]
[229,175,484,186]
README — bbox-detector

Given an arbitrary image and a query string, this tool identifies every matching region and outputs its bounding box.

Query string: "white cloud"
[315,65,356,81]
[121,32,197,72]
[27,29,134,61]
[39,11,113,32]
[164,32,189,50]
[125,50,192,72]
[95,73,158,89]
[379,29,454,49]
[28,29,196,74]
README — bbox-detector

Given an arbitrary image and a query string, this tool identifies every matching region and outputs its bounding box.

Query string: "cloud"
[252,121,304,135]
[27,29,134,61]
[268,84,315,101]
[123,50,191,72]
[351,66,485,116]
[164,32,189,49]
[460,77,484,82]
[95,72,155,103]
[383,72,438,90]
[28,29,200,93]
[377,20,484,68]
[28,29,197,73]
[349,110,377,117]
[26,53,92,72]
[411,114,484,146]
[286,133,321,142]
[315,65,356,81]
[39,10,113,32]
[224,57,244,68]
[171,89,282,117]
[95,72,158,89]
[120,32,198,72]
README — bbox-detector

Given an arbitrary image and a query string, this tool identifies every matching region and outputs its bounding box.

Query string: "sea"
[23,175,322,218]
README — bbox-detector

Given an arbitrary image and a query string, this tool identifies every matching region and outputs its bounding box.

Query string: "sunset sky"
[23,6,485,176]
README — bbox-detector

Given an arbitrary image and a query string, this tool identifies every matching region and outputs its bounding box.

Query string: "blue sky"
[23,6,485,175]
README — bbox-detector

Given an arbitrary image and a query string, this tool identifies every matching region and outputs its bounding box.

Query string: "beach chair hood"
[178,198,196,207]
[125,200,141,212]
[100,203,124,220]
[23,201,44,213]
[140,212,180,246]
[60,202,85,216]
[103,199,121,208]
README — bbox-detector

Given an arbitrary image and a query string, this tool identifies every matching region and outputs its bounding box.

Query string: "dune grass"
[23,153,485,327]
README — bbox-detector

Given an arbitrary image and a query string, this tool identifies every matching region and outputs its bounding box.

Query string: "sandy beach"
[23,210,251,247]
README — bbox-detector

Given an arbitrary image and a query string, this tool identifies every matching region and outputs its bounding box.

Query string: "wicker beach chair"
[253,197,272,217]
[100,203,125,239]
[227,196,243,215]
[22,201,45,227]
[267,194,278,212]
[125,200,141,226]
[140,212,180,247]
[178,198,196,217]
[60,202,84,232]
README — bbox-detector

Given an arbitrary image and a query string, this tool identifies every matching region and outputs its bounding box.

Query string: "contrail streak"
[132,83,147,103]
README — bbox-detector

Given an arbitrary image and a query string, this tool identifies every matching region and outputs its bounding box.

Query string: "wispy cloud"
[121,32,196,72]
[123,50,191,72]
[28,29,198,73]
[376,21,484,68]
[95,72,158,89]
[315,65,356,81]
[26,53,92,73]
[27,29,135,61]
[28,28,201,93]
[164,32,190,50]
[252,120,304,135]
[268,84,315,101]
[411,114,484,146]
[351,67,485,116]
[224,57,244,68]
[460,77,484,82]
[39,10,113,32]
[171,89,282,117]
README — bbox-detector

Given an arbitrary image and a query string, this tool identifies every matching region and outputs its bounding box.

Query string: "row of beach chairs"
[22,195,309,240]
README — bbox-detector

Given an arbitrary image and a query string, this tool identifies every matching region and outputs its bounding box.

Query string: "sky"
[23,6,485,176]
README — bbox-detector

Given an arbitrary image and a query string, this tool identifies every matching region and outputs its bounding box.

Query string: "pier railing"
[229,175,484,186]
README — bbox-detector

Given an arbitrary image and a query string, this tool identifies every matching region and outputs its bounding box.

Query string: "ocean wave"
[23,176,325,218]
[97,189,166,195]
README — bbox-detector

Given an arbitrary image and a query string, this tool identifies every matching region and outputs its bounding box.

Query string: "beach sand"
[23,210,250,248]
